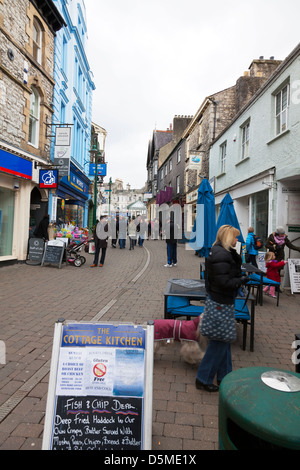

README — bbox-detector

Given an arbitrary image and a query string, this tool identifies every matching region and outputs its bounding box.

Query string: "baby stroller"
[67,237,90,267]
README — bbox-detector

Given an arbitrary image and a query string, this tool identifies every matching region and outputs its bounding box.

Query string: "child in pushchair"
[67,237,90,267]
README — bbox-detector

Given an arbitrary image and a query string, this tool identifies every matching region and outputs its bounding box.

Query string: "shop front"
[0,146,34,262]
[54,163,90,228]
[214,170,273,244]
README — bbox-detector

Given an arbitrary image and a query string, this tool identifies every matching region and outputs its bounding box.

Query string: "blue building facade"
[50,0,95,227]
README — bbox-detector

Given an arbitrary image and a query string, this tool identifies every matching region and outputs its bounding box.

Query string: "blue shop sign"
[0,149,32,180]
[61,323,146,349]
[89,163,107,176]
[60,170,89,198]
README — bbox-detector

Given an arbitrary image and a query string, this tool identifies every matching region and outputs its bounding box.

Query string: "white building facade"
[209,44,300,252]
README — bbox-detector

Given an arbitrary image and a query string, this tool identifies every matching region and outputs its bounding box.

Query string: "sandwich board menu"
[288,259,300,294]
[41,241,65,269]
[42,321,154,450]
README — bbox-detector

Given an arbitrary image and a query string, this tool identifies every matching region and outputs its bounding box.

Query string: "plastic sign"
[39,169,58,189]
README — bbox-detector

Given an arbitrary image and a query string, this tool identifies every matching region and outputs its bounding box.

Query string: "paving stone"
[0,240,299,450]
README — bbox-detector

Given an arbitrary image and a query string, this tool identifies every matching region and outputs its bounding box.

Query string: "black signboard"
[26,238,45,265]
[41,242,65,268]
[52,396,142,450]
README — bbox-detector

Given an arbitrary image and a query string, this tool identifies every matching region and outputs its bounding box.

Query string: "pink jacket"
[154,317,200,342]
[265,260,285,283]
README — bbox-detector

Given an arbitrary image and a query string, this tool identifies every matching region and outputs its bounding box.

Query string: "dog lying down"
[153,316,207,365]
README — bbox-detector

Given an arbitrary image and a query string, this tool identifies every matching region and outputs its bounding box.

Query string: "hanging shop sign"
[89,163,107,176]
[54,127,71,177]
[39,169,58,189]
[53,157,70,178]
[42,321,154,451]
[0,149,32,180]
[55,127,71,147]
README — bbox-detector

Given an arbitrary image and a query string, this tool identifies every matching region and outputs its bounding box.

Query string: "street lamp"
[89,141,101,226]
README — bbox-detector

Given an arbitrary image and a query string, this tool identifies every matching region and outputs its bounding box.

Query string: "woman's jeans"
[196,340,232,384]
[167,242,177,265]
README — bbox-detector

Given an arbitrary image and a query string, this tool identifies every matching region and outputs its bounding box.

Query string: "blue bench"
[247,273,281,306]
[165,296,205,320]
[165,295,253,351]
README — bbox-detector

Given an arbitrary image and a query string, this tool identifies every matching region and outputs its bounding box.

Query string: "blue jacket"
[246,232,258,255]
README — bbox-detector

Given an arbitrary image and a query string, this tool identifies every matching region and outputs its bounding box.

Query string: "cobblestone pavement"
[0,239,299,450]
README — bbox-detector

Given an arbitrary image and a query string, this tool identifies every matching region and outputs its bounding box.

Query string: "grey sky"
[85,0,300,188]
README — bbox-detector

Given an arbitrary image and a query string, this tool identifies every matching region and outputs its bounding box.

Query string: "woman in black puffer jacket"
[196,225,247,392]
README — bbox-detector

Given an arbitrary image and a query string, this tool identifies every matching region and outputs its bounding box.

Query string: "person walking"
[128,217,137,250]
[164,217,178,267]
[196,225,248,392]
[138,217,147,247]
[118,216,127,249]
[90,216,111,267]
[245,227,258,267]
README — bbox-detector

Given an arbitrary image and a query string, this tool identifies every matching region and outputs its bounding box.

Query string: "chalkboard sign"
[26,238,45,265]
[42,321,154,450]
[52,396,142,450]
[41,242,65,268]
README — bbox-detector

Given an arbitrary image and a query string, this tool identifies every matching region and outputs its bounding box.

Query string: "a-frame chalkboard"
[41,241,65,268]
[42,320,154,450]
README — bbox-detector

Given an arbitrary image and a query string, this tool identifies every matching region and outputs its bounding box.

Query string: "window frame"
[33,18,42,64]
[275,83,290,136]
[241,121,250,160]
[28,86,40,147]
[176,175,180,194]
[220,141,227,174]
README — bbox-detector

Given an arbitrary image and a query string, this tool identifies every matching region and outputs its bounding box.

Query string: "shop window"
[29,86,40,147]
[0,188,15,257]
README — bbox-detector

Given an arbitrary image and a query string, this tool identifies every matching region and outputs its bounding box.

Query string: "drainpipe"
[209,98,218,141]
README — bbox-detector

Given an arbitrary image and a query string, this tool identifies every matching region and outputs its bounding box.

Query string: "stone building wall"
[0,0,55,160]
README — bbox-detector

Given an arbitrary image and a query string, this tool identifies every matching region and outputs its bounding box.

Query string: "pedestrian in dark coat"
[266,226,300,261]
[90,216,111,267]
[164,218,178,267]
[196,225,248,392]
[34,214,49,240]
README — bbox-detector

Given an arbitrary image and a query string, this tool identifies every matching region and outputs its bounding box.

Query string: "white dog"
[153,316,207,365]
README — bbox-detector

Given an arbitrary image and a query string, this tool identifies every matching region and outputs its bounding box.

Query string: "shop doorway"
[251,190,269,245]
[30,187,48,236]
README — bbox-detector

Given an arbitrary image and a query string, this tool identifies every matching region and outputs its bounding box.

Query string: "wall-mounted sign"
[0,149,32,180]
[42,321,154,450]
[39,169,58,189]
